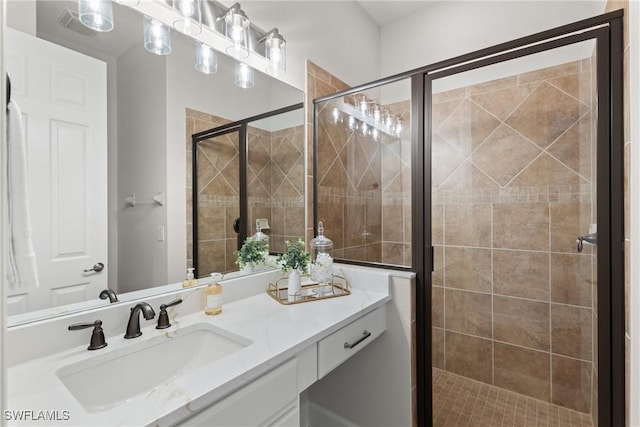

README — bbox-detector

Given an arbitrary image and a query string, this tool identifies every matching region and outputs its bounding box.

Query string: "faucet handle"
[68,320,108,350]
[156,299,183,329]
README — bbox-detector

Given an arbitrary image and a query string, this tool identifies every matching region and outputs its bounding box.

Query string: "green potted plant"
[276,239,310,301]
[236,236,269,273]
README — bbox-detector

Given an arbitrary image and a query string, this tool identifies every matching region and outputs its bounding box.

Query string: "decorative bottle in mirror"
[310,222,333,294]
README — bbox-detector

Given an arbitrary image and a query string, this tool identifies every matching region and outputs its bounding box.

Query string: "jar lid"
[311,221,333,249]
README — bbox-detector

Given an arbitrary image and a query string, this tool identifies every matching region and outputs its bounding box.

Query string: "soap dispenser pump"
[182,267,197,288]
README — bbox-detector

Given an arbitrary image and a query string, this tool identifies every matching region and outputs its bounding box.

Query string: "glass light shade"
[359,95,368,115]
[224,7,250,59]
[234,62,254,88]
[172,0,202,36]
[348,115,356,131]
[195,42,217,74]
[331,108,340,124]
[143,16,171,55]
[373,105,381,123]
[265,30,286,76]
[78,0,114,32]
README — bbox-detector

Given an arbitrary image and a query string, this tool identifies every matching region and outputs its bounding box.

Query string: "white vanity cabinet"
[174,359,299,427]
[173,305,387,427]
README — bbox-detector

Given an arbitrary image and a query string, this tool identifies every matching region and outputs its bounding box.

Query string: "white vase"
[242,263,254,274]
[287,269,301,302]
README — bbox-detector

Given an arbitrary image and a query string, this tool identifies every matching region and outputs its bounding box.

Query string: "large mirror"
[5,0,303,325]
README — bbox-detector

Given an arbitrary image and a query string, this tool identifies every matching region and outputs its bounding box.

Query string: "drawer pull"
[344,330,371,349]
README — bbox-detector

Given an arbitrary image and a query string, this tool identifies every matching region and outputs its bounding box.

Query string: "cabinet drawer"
[317,305,387,378]
[177,358,297,426]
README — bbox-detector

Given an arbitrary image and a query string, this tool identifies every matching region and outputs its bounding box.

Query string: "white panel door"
[5,28,108,314]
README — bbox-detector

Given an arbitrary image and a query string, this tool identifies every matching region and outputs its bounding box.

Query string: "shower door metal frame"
[413,11,624,427]
[312,9,623,426]
[191,102,304,277]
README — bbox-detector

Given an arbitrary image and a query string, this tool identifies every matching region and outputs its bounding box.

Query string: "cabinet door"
[176,359,297,426]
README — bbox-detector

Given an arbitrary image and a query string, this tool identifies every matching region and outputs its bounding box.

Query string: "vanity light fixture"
[334,93,403,140]
[219,3,250,59]
[195,42,218,74]
[77,0,114,32]
[234,62,254,88]
[260,28,286,76]
[143,16,172,55]
[172,0,202,36]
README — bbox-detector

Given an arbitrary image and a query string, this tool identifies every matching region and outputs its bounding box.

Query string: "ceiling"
[357,1,441,26]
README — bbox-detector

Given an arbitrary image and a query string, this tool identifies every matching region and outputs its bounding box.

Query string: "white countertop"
[7,281,390,426]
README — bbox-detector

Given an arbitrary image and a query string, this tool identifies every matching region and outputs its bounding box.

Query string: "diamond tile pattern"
[506,82,589,149]
[431,59,597,421]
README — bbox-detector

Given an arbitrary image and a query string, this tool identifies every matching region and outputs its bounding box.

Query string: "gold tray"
[267,275,351,305]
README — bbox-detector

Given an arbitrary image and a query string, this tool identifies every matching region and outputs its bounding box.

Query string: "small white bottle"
[204,273,222,315]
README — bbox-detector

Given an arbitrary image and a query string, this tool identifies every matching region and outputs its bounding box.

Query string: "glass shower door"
[430,39,599,426]
[191,126,242,277]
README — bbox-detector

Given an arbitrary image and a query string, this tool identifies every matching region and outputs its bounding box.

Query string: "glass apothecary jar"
[310,222,333,288]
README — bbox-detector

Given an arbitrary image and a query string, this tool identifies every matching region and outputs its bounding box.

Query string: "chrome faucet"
[124,302,156,339]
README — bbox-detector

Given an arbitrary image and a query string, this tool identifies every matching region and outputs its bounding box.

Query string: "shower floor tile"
[433,368,593,427]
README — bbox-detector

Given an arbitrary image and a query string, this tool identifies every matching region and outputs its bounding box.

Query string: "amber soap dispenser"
[205,273,222,315]
[182,267,197,288]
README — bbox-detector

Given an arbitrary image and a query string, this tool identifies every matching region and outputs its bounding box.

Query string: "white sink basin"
[56,323,251,412]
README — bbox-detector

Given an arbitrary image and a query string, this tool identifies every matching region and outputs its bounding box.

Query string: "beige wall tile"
[494,296,550,351]
[471,124,541,186]
[493,203,549,251]
[552,355,591,413]
[551,304,592,361]
[432,204,444,245]
[506,82,588,149]
[550,253,593,307]
[444,247,492,292]
[494,250,549,300]
[432,327,445,369]
[550,202,590,253]
[382,205,404,242]
[445,331,492,384]
[494,342,551,401]
[444,203,492,247]
[432,286,444,329]
[517,62,582,85]
[445,289,492,338]
[433,245,444,287]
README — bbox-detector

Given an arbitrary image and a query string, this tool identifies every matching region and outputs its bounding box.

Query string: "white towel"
[7,99,39,290]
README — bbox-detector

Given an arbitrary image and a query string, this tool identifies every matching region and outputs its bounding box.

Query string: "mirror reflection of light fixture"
[172,0,202,36]
[219,3,250,59]
[234,62,254,88]
[260,28,286,76]
[195,42,217,74]
[348,115,356,131]
[143,15,172,55]
[77,0,114,32]
[359,95,368,115]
